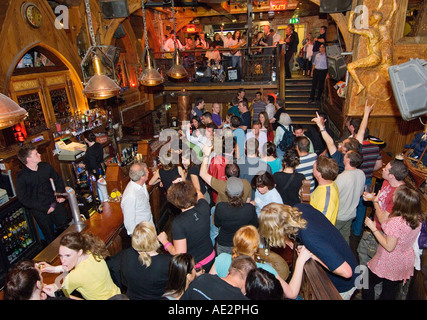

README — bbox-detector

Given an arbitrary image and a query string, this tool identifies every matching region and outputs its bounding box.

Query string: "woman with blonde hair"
[259,202,359,299]
[210,225,312,299]
[107,222,172,300]
[39,232,121,300]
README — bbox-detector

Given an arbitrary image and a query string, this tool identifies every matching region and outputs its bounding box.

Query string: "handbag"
[418,220,427,249]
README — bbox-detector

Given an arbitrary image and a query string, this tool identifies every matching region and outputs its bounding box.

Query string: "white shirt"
[272,33,281,45]
[265,103,275,120]
[121,180,154,235]
[335,169,366,221]
[163,37,183,52]
[220,34,235,56]
[246,130,268,155]
[186,129,212,150]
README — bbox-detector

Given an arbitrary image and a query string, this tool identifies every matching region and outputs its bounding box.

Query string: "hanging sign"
[270,0,288,11]
[184,24,197,33]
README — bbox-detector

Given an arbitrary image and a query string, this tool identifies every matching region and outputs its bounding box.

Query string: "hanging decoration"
[139,0,164,86]
[81,0,121,100]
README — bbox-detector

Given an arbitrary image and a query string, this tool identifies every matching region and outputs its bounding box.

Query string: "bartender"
[78,131,105,177]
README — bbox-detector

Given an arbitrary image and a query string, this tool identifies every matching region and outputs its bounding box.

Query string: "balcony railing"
[151,46,281,84]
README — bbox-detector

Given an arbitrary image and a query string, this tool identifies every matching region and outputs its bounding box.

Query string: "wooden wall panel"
[367,116,425,156]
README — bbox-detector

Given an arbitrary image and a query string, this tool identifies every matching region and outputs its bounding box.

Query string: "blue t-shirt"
[294,203,359,293]
[233,128,246,159]
[214,253,277,278]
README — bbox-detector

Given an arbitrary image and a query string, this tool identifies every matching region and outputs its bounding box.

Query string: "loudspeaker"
[319,0,352,13]
[100,0,129,19]
[326,45,347,81]
[226,67,240,82]
[327,56,347,81]
[102,46,120,66]
[113,24,125,39]
[388,58,427,121]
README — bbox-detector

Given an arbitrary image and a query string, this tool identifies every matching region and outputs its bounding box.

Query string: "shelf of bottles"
[0,199,40,267]
[53,108,107,138]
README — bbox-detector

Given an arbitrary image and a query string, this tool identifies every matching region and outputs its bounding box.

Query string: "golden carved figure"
[347,0,398,95]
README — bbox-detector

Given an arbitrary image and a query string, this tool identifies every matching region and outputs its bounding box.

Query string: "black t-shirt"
[313,33,326,52]
[187,164,206,194]
[181,273,248,300]
[107,248,172,300]
[240,111,252,131]
[84,142,104,175]
[172,199,213,264]
[273,171,305,206]
[214,202,258,247]
[16,162,65,213]
[159,166,180,191]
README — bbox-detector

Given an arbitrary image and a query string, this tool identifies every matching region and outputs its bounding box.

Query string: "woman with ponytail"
[39,231,120,300]
[107,221,172,300]
[209,225,312,299]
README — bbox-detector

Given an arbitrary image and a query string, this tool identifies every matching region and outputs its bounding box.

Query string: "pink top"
[368,216,421,282]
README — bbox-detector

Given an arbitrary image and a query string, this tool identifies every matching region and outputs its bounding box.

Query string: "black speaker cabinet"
[327,56,347,81]
[319,0,352,13]
[326,45,347,81]
[388,58,427,121]
[226,67,240,82]
[100,0,129,19]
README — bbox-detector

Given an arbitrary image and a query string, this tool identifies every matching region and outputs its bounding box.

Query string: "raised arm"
[311,112,337,155]
[199,145,213,186]
[355,100,374,144]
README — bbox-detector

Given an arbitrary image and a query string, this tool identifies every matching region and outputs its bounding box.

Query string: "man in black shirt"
[284,25,298,79]
[312,26,327,63]
[16,144,69,244]
[238,100,252,132]
[181,255,256,300]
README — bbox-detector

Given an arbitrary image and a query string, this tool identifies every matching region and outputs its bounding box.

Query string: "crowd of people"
[161,23,308,82]
[5,89,425,301]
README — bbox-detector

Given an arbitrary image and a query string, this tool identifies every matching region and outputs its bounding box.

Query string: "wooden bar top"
[33,201,124,265]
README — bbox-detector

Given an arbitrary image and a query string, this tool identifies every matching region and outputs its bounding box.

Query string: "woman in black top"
[107,221,172,300]
[273,148,305,206]
[148,150,185,191]
[80,131,104,176]
[158,181,215,272]
[214,177,258,255]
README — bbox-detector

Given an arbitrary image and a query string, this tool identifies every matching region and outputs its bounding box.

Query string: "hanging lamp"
[81,0,120,100]
[139,0,163,86]
[0,93,27,130]
[166,0,188,79]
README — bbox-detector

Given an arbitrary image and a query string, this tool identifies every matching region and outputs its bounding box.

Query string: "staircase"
[284,76,320,125]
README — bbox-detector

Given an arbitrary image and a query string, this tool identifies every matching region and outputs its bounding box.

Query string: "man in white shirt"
[163,32,183,52]
[121,162,154,236]
[246,122,267,155]
[264,94,276,120]
[308,44,328,104]
[270,29,281,46]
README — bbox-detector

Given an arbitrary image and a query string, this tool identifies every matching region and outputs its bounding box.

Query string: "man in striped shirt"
[295,136,318,192]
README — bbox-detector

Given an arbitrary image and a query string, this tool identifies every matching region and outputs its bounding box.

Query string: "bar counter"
[33,200,125,288]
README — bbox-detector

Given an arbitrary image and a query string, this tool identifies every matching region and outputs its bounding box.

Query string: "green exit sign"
[289,18,300,24]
